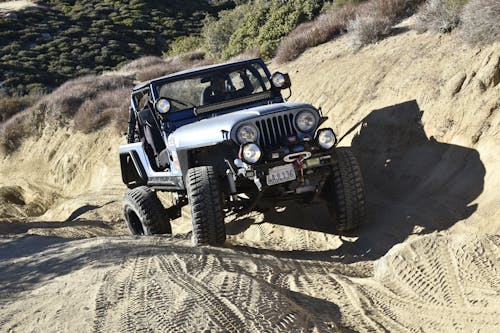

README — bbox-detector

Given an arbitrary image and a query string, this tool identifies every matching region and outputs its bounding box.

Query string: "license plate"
[266,164,296,186]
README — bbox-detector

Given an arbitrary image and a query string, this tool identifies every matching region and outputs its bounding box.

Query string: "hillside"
[0,0,235,96]
[1,16,499,332]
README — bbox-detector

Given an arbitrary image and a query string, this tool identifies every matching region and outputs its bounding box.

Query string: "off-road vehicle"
[120,58,365,245]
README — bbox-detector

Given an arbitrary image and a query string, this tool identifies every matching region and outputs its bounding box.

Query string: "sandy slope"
[1,18,499,332]
[1,234,498,332]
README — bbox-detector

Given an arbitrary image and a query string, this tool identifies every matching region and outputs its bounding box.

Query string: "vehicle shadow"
[229,100,485,262]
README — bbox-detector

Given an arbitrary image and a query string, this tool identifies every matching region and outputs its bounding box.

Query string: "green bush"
[202,0,326,60]
[0,0,228,96]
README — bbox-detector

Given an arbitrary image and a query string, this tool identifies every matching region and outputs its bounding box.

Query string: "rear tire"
[324,147,366,231]
[123,186,172,235]
[186,166,226,246]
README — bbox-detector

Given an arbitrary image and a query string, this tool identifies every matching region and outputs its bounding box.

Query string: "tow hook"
[295,156,305,184]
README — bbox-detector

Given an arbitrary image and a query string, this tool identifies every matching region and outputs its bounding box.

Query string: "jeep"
[120,58,366,246]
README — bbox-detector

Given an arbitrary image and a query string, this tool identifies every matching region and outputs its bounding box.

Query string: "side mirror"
[155,98,171,114]
[271,72,291,89]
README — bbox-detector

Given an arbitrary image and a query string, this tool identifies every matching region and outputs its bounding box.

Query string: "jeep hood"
[169,102,312,150]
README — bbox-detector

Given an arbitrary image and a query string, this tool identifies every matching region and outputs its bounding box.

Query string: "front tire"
[123,186,172,235]
[186,166,226,246]
[324,147,366,231]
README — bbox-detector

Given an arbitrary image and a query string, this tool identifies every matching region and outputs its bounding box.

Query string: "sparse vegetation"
[461,0,500,45]
[275,5,357,63]
[349,0,425,49]
[414,0,468,33]
[0,96,38,123]
[0,0,238,96]
[0,52,215,152]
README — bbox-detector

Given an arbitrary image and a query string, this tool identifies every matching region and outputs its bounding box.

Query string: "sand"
[0,1,38,12]
[1,17,499,332]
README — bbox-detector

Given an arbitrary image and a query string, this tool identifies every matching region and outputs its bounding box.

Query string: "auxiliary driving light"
[317,129,337,149]
[155,98,171,114]
[240,143,262,164]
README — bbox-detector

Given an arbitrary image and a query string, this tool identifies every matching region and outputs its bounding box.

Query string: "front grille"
[255,113,297,147]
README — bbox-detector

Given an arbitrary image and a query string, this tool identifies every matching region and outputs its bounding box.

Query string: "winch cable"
[335,117,366,146]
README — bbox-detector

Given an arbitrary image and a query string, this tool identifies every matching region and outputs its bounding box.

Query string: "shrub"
[44,75,132,118]
[348,0,425,49]
[164,35,204,56]
[119,56,166,73]
[414,0,468,33]
[0,110,33,151]
[0,96,38,123]
[275,4,357,63]
[461,0,500,45]
[202,6,247,59]
[203,0,326,60]
[74,87,130,133]
[349,12,393,48]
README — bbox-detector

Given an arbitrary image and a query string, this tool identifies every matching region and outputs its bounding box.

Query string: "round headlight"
[296,110,316,132]
[155,98,171,114]
[317,129,336,149]
[271,73,286,88]
[241,143,262,164]
[236,124,259,144]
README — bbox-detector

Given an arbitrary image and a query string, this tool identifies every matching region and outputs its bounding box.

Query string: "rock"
[446,72,467,96]
[476,52,500,88]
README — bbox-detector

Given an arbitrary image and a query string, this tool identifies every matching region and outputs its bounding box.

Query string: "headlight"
[241,143,262,164]
[271,73,286,88]
[317,129,336,149]
[236,124,258,143]
[155,98,171,114]
[296,110,316,132]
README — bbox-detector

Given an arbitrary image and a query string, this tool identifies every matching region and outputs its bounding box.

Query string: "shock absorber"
[224,159,238,202]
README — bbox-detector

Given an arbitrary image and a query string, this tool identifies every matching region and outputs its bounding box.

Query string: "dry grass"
[461,0,500,45]
[414,0,466,33]
[276,0,425,62]
[349,13,393,48]
[74,87,130,133]
[275,5,357,63]
[136,56,213,82]
[45,75,132,118]
[349,0,425,49]
[118,56,166,73]
[228,48,261,62]
[0,96,38,123]
[0,53,216,152]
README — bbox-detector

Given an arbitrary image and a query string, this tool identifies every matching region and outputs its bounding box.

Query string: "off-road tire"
[186,166,226,246]
[123,186,172,235]
[325,147,366,231]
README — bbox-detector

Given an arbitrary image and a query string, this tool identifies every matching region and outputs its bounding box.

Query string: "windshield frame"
[150,59,273,113]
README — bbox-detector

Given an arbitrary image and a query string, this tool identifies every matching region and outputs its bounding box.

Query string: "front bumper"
[235,147,335,195]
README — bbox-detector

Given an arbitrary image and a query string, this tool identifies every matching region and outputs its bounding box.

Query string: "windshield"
[155,63,271,112]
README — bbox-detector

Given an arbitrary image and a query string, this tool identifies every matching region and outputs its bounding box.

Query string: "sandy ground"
[0,1,37,12]
[1,18,499,332]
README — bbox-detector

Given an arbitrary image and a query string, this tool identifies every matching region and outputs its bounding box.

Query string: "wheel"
[122,186,172,235]
[323,147,366,231]
[186,166,226,246]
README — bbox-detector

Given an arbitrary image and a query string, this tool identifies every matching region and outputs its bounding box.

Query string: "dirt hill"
[0,17,499,332]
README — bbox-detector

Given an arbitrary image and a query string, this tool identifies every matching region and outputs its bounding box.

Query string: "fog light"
[317,129,336,149]
[240,143,262,164]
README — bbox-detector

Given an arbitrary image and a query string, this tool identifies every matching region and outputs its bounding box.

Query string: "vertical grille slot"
[255,112,296,148]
